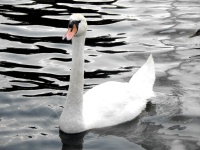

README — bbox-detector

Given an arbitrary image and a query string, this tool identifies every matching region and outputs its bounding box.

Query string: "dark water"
[0,0,200,150]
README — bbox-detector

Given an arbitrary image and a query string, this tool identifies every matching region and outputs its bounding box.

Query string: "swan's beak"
[63,24,78,40]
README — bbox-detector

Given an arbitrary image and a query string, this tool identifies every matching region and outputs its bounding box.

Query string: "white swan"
[59,14,156,133]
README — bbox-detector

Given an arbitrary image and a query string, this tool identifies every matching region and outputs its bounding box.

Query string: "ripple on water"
[0,0,200,150]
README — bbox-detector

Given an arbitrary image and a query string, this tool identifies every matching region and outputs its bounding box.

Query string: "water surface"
[0,0,200,150]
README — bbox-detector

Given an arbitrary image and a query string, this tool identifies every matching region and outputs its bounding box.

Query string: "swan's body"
[59,14,156,133]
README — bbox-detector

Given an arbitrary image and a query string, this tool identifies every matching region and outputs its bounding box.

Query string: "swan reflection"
[59,130,88,150]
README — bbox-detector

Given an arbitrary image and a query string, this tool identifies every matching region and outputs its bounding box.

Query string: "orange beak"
[63,24,78,40]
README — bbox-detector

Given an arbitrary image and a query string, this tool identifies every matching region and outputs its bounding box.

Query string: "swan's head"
[190,29,200,38]
[63,14,87,40]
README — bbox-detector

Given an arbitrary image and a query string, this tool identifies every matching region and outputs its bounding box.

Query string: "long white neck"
[68,36,85,102]
[59,34,86,133]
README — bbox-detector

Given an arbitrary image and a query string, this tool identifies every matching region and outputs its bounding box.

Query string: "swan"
[59,14,156,134]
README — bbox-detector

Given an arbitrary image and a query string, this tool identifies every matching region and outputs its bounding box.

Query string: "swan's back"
[83,55,155,130]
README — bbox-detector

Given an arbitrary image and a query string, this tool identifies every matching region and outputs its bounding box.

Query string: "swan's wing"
[83,81,147,129]
[82,55,155,129]
[129,54,155,98]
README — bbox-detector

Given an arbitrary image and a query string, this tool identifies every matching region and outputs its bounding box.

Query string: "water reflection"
[59,130,87,150]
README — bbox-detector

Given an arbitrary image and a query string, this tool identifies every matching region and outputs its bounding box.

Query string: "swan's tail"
[129,54,155,98]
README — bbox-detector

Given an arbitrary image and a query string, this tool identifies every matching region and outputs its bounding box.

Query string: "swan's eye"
[68,20,81,30]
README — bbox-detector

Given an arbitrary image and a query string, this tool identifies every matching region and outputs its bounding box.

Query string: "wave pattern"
[0,0,200,150]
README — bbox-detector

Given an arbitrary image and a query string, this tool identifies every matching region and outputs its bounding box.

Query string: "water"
[0,0,200,150]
